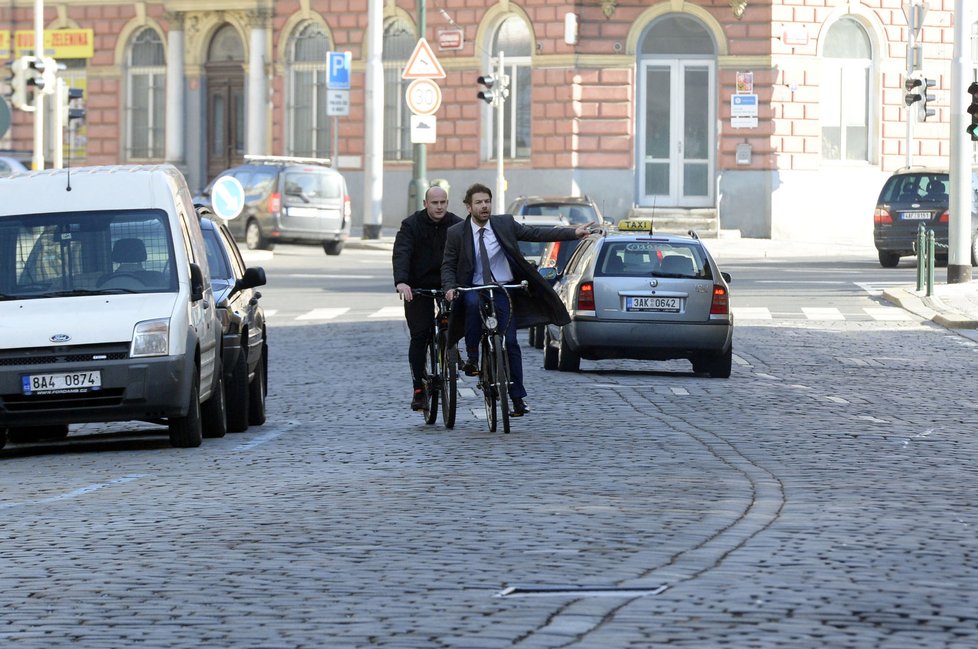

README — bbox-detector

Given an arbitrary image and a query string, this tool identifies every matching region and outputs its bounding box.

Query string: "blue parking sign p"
[327,51,351,90]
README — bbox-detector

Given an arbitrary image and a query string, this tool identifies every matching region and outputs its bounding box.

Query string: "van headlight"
[131,318,170,357]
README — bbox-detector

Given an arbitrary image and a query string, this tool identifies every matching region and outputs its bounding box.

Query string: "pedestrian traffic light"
[27,56,58,95]
[967,82,978,142]
[477,74,496,105]
[904,76,923,108]
[919,77,936,121]
[61,86,85,124]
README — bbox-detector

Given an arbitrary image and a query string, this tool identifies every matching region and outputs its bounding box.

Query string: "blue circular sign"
[211,176,245,220]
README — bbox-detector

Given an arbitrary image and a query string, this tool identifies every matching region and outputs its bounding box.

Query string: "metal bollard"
[916,224,926,291]
[926,229,935,297]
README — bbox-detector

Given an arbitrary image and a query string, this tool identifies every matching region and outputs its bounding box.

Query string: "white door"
[638,60,714,207]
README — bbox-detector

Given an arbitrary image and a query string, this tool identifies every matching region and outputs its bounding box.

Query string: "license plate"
[22,370,102,395]
[900,211,931,220]
[626,296,682,312]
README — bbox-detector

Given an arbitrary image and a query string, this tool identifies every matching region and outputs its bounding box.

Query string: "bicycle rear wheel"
[440,340,458,429]
[480,339,497,432]
[493,335,511,433]
[423,337,439,425]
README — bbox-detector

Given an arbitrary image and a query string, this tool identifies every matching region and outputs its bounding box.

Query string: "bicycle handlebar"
[455,281,529,293]
[412,288,446,298]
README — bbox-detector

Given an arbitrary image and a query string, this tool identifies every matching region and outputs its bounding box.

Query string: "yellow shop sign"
[0,32,10,59]
[14,29,94,59]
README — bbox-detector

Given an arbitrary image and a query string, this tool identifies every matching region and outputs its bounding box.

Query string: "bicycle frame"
[412,288,457,427]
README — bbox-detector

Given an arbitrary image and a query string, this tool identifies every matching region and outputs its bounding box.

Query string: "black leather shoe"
[511,397,529,416]
[462,359,479,376]
[410,389,425,411]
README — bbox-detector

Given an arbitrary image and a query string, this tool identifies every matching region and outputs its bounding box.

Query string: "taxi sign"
[210,176,246,220]
[617,219,654,232]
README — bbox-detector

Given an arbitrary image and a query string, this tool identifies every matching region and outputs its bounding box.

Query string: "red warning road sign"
[401,38,446,80]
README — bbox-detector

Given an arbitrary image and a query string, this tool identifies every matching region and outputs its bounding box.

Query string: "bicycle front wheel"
[493,335,511,434]
[441,341,458,429]
[423,337,439,425]
[480,339,497,432]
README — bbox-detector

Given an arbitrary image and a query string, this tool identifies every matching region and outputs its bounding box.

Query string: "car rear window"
[282,171,343,207]
[523,203,596,224]
[596,240,711,279]
[879,173,948,204]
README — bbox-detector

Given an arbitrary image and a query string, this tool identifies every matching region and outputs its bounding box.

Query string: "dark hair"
[463,183,492,205]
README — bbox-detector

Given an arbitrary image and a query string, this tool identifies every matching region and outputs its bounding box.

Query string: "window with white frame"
[821,18,871,162]
[487,16,532,160]
[288,23,331,158]
[126,28,165,160]
[383,17,416,161]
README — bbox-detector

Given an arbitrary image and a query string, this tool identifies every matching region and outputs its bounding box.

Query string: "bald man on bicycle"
[442,183,590,416]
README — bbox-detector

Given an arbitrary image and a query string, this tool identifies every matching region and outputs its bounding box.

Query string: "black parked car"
[873,167,978,268]
[198,210,269,432]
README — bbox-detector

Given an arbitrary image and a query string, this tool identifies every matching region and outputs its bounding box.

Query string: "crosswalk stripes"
[295,307,350,321]
[369,306,405,319]
[801,307,845,321]
[732,306,914,322]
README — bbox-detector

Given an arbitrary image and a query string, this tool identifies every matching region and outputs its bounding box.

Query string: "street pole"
[494,51,505,213]
[362,0,384,239]
[32,0,44,171]
[408,0,428,214]
[947,0,972,283]
[905,9,915,168]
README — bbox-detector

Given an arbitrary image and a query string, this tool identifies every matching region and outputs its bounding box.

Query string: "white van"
[0,165,225,448]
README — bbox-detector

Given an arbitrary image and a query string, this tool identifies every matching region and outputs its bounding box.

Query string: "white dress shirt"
[471,220,513,284]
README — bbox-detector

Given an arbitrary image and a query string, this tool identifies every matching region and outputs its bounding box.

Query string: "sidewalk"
[346,230,978,331]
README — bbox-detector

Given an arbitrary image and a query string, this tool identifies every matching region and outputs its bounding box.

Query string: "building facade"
[0,1,974,242]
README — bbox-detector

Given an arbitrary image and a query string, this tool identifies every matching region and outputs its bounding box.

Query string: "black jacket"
[441,214,581,345]
[392,208,463,289]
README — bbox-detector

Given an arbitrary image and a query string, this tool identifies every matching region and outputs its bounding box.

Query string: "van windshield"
[0,209,178,299]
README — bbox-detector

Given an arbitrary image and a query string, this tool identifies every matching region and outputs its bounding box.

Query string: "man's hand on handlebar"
[396,282,413,302]
[445,288,458,302]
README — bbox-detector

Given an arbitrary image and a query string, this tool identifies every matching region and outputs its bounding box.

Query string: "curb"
[882,287,978,329]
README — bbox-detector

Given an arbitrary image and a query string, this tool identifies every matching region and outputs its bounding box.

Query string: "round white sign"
[405,79,443,116]
[210,176,246,220]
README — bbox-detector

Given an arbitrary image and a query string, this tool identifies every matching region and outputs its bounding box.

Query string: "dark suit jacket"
[441,214,581,345]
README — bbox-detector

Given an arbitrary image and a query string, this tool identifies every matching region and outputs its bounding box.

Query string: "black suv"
[195,155,352,255]
[873,167,978,268]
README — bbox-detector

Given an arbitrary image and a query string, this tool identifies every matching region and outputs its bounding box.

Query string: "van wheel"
[878,251,900,268]
[226,350,250,433]
[557,330,580,372]
[543,328,558,370]
[169,368,203,448]
[201,362,228,438]
[245,219,272,251]
[248,348,267,426]
[323,241,344,255]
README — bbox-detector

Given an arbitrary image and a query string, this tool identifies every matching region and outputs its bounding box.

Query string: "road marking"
[233,427,288,451]
[802,307,844,320]
[369,306,404,319]
[670,387,689,396]
[286,273,377,279]
[864,307,913,321]
[732,307,772,320]
[0,474,146,510]
[296,307,349,320]
[263,309,278,317]
[854,281,905,296]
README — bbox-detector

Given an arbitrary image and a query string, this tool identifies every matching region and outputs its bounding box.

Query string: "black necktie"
[478,227,494,284]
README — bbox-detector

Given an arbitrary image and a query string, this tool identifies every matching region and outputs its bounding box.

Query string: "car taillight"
[938,209,949,223]
[543,241,560,268]
[874,208,892,225]
[344,195,351,218]
[710,285,729,316]
[268,192,281,214]
[577,281,595,311]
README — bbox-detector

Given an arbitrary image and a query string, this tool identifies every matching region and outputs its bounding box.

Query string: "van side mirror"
[189,263,205,302]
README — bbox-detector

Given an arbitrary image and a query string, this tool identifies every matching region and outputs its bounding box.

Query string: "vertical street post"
[408,0,428,214]
[33,0,45,171]
[947,0,973,283]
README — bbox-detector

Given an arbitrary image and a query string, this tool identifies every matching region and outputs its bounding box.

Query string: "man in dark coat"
[392,185,463,410]
[442,183,591,416]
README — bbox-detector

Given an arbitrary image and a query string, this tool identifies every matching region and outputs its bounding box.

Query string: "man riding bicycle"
[442,183,591,416]
[393,185,463,410]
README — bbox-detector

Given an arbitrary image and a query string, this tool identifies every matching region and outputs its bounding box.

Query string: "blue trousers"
[463,290,526,400]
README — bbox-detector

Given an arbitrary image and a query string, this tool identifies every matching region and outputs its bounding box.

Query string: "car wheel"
[201,362,228,439]
[534,325,545,350]
[245,219,272,251]
[169,367,203,448]
[226,349,250,433]
[690,356,709,374]
[708,347,733,379]
[528,326,537,348]
[323,241,344,256]
[557,329,581,372]
[971,234,978,267]
[248,346,267,426]
[543,327,558,370]
[878,251,900,268]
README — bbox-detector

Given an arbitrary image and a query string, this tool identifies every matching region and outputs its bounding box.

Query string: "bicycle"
[412,289,458,428]
[455,281,528,434]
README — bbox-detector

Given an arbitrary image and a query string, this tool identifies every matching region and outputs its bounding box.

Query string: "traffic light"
[477,74,496,105]
[967,82,978,142]
[63,86,85,124]
[919,77,936,121]
[9,57,32,110]
[904,76,923,109]
[27,56,58,95]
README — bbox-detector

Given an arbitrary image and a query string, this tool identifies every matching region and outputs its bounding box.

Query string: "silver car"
[542,230,734,377]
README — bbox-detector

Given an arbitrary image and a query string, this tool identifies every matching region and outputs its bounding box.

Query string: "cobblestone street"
[2,312,978,647]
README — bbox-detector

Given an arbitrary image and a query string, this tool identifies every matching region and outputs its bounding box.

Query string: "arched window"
[821,18,871,162]
[383,17,416,161]
[488,16,532,159]
[288,23,331,158]
[126,28,165,160]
